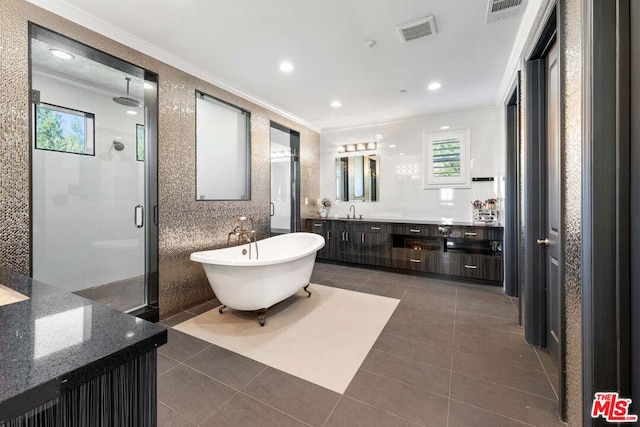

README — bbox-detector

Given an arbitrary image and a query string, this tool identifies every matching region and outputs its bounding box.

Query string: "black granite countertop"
[0,267,167,422]
[304,217,503,228]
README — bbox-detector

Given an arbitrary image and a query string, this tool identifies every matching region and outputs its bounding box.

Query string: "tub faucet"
[227,216,259,259]
[348,204,356,219]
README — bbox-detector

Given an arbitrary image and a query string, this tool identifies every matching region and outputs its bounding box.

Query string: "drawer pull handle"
[313,224,323,227]
[464,264,478,269]
[410,259,421,263]
[327,231,331,240]
[371,227,380,230]
[409,229,421,233]
[464,232,477,236]
[361,233,365,243]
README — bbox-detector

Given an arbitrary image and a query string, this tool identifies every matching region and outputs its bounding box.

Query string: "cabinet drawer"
[448,227,486,240]
[392,224,438,237]
[391,248,439,272]
[440,253,503,282]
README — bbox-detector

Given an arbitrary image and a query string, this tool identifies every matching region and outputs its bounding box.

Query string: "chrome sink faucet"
[348,204,356,219]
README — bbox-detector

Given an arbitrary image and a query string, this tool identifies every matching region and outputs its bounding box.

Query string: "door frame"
[28,23,160,321]
[504,74,521,301]
[270,121,301,233]
[583,0,632,423]
[523,6,566,419]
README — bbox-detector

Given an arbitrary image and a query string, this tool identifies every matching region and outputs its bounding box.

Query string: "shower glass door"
[29,24,158,316]
[270,123,300,235]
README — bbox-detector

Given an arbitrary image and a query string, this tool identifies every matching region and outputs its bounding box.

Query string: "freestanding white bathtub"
[190,232,325,326]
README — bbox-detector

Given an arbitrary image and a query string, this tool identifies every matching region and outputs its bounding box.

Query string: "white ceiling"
[29,0,525,131]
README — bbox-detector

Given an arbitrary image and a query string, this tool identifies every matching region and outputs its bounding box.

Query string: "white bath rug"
[173,284,399,394]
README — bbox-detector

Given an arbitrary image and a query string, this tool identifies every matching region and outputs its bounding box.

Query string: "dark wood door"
[544,40,561,368]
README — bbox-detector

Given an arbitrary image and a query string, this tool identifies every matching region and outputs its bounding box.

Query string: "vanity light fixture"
[427,82,442,91]
[126,110,138,115]
[279,61,294,73]
[440,125,450,130]
[337,142,377,153]
[49,49,74,60]
[331,100,342,108]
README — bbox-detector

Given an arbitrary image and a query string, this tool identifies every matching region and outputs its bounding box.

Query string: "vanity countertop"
[304,217,503,228]
[0,267,167,422]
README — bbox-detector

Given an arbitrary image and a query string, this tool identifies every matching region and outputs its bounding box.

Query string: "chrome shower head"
[112,140,125,151]
[113,77,142,108]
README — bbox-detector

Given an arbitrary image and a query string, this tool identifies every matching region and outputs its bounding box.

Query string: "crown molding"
[25,0,322,133]
[495,0,544,106]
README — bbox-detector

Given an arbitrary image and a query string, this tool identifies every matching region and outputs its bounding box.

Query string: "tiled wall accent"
[560,0,583,423]
[0,0,320,318]
[0,0,31,275]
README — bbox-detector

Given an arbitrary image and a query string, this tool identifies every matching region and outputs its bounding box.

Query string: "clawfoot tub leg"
[218,305,227,314]
[257,308,267,327]
[303,284,312,298]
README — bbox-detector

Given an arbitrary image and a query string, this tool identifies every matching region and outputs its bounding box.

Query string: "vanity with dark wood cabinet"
[304,218,503,284]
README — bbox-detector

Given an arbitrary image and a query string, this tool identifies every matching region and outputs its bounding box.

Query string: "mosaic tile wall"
[559,0,583,423]
[0,0,320,317]
[516,0,583,425]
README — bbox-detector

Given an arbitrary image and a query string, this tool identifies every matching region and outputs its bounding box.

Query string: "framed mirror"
[335,154,379,202]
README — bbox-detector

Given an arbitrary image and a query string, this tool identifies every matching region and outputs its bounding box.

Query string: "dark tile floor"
[75,275,145,312]
[157,263,566,427]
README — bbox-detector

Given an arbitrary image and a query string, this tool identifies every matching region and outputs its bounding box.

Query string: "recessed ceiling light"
[279,61,294,73]
[440,126,450,130]
[49,49,74,60]
[389,144,397,148]
[375,134,383,140]
[399,152,405,156]
[126,110,138,115]
[428,82,442,91]
[331,100,342,108]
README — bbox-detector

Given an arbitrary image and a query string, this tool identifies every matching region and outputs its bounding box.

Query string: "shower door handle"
[134,205,144,228]
[270,202,275,216]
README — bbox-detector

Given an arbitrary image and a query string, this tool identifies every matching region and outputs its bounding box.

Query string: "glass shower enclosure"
[270,123,300,235]
[29,24,158,319]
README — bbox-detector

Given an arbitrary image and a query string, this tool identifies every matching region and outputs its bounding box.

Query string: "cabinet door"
[332,223,358,263]
[306,220,330,259]
[360,227,391,267]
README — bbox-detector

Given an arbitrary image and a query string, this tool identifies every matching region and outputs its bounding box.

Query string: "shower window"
[136,124,145,161]
[34,103,95,155]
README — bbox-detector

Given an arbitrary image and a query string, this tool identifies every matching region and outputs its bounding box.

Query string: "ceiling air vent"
[486,0,526,23]
[396,15,437,43]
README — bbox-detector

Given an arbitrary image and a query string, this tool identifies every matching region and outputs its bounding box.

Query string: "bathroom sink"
[0,283,29,306]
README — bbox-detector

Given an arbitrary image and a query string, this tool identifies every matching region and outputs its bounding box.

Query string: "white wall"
[32,72,145,292]
[319,106,505,223]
